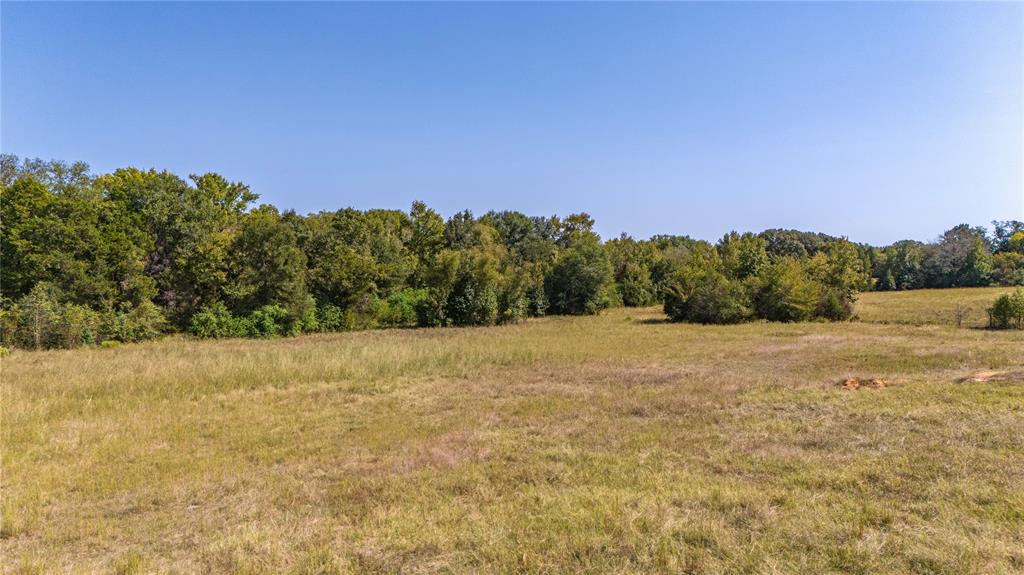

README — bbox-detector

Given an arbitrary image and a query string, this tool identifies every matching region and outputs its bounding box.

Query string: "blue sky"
[2,2,1021,245]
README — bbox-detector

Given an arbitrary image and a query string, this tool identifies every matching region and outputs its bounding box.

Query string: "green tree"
[990,220,1024,253]
[545,239,615,315]
[1,174,155,312]
[663,244,752,324]
[753,258,819,322]
[718,231,769,280]
[225,205,311,323]
[759,229,836,260]
[606,234,658,307]
[557,213,599,247]
[873,240,924,290]
[990,252,1024,286]
[302,210,380,309]
[416,249,462,327]
[98,169,256,324]
[923,225,992,288]
[444,210,477,250]
[408,201,445,281]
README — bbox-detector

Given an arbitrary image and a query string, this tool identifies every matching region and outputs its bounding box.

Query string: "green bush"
[100,301,167,343]
[663,242,858,325]
[317,296,399,333]
[816,289,854,321]
[497,278,530,325]
[664,267,751,324]
[0,284,100,349]
[52,303,102,348]
[315,303,348,332]
[189,302,250,339]
[415,290,449,327]
[377,288,428,328]
[294,295,319,334]
[248,304,293,338]
[446,282,498,326]
[987,289,1024,329]
[616,263,657,307]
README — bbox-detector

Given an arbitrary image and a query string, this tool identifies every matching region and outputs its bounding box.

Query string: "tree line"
[1,155,1022,349]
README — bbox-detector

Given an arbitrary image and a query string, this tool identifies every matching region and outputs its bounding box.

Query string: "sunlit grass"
[856,286,1009,327]
[2,288,1022,574]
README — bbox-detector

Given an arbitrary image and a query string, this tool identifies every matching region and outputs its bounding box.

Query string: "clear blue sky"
[2,2,1021,245]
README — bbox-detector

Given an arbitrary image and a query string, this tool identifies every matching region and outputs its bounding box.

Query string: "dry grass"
[2,288,1023,574]
[856,286,1010,327]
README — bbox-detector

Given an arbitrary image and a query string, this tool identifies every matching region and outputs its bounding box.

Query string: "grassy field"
[856,286,1013,328]
[2,288,1023,574]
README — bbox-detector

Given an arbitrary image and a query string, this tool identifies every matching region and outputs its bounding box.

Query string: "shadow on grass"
[637,318,672,325]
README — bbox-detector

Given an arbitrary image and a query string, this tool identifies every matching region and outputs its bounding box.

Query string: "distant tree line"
[868,222,1022,290]
[1,155,1021,348]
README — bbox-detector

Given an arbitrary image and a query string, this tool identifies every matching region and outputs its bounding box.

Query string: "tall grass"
[2,289,1023,574]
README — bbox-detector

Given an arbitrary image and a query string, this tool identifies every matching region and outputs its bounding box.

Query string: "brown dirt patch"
[838,377,892,390]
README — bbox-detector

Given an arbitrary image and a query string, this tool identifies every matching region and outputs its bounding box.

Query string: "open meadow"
[855,286,1012,328]
[2,287,1023,574]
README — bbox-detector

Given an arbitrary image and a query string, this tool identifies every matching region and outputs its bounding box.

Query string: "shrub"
[100,301,167,343]
[295,295,319,334]
[987,289,1024,329]
[497,279,530,325]
[189,302,250,339]
[415,290,449,328]
[100,340,122,349]
[663,245,752,325]
[0,284,100,349]
[317,296,396,333]
[664,244,859,325]
[51,303,102,348]
[616,263,657,307]
[664,267,751,324]
[377,288,428,328]
[440,251,503,327]
[315,303,348,332]
[446,282,498,326]
[816,289,855,321]
[247,304,293,338]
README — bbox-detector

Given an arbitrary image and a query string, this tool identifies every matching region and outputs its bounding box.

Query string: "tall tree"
[225,205,311,320]
[923,225,992,287]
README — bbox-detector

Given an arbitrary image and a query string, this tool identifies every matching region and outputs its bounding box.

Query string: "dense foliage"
[869,223,1021,290]
[2,155,1021,347]
[0,157,609,348]
[661,232,869,324]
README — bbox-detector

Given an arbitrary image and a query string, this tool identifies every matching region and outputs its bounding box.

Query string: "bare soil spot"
[406,431,488,471]
[959,370,1024,384]
[838,377,892,390]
